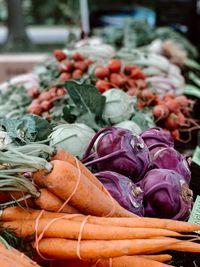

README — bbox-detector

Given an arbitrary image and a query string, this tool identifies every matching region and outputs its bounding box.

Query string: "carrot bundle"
[32,160,135,218]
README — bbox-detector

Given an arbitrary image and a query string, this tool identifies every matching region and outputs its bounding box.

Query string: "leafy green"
[192,146,200,167]
[66,81,106,117]
[0,114,52,144]
[188,72,200,87]
[132,110,155,130]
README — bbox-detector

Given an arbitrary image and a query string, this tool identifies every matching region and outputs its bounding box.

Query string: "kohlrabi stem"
[82,127,113,160]
[84,149,126,167]
[10,144,55,156]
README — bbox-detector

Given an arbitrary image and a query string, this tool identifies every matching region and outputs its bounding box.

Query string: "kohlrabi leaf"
[1,114,52,144]
[76,112,101,131]
[132,110,155,130]
[65,81,106,117]
[192,146,200,167]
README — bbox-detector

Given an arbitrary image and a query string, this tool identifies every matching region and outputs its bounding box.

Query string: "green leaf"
[186,59,200,71]
[188,72,200,87]
[192,146,200,167]
[76,113,101,131]
[132,111,155,130]
[65,81,106,117]
[63,106,76,123]
[1,115,52,144]
[184,84,200,99]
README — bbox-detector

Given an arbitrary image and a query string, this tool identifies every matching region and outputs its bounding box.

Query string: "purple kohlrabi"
[95,171,144,216]
[140,169,193,220]
[82,127,151,182]
[150,146,191,184]
[140,127,174,150]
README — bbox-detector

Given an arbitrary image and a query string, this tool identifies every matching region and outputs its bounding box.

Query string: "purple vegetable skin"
[140,169,193,220]
[150,147,191,184]
[95,171,144,216]
[140,127,174,150]
[82,127,151,182]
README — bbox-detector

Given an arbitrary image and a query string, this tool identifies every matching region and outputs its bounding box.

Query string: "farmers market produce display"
[0,25,200,267]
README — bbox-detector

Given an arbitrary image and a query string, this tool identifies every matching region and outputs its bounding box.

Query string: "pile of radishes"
[93,59,147,94]
[54,50,94,81]
[27,86,66,116]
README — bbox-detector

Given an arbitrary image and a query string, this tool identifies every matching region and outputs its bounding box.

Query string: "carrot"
[52,254,172,267]
[52,256,173,267]
[2,208,200,233]
[32,237,179,259]
[0,207,68,221]
[0,242,39,267]
[94,67,110,79]
[97,256,173,267]
[108,59,121,73]
[3,219,180,239]
[52,149,109,194]
[141,254,172,262]
[0,254,23,267]
[33,160,134,217]
[34,189,79,213]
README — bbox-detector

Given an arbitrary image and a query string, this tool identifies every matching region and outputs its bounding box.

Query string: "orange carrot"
[50,256,173,267]
[32,160,135,217]
[96,256,173,267]
[0,242,39,267]
[51,149,107,194]
[141,254,172,262]
[32,238,179,259]
[2,208,200,233]
[0,191,36,207]
[34,189,79,213]
[3,219,180,239]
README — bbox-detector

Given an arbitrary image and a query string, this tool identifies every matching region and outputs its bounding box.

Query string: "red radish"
[165,99,180,113]
[175,95,194,108]
[28,87,40,98]
[49,87,57,97]
[163,93,175,101]
[72,69,83,79]
[40,100,52,112]
[124,64,135,75]
[140,89,154,101]
[153,105,169,120]
[176,111,187,126]
[27,103,42,115]
[171,129,180,140]
[74,61,87,72]
[60,72,71,82]
[39,92,52,101]
[164,113,179,130]
[84,59,94,67]
[57,88,65,96]
[72,52,84,61]
[130,68,145,79]
[95,80,111,93]
[59,60,74,72]
[31,99,40,105]
[137,99,146,109]
[54,50,66,61]
[108,59,121,73]
[110,73,126,87]
[94,67,110,79]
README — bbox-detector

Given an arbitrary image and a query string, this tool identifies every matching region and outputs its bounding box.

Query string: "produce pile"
[0,24,200,267]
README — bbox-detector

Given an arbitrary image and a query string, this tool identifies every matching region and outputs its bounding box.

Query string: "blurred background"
[0,0,199,80]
